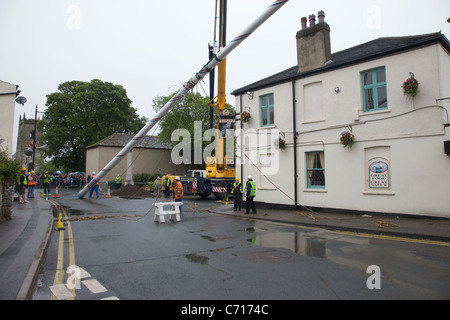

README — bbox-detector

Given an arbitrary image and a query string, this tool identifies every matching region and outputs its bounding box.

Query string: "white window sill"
[359,108,391,117]
[303,188,327,193]
[302,119,326,125]
[259,125,277,130]
[362,189,395,196]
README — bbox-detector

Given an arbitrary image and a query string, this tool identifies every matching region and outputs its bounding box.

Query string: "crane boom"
[78,0,289,199]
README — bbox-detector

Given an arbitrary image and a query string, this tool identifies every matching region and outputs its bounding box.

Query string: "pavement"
[0,195,53,300]
[209,204,450,244]
[1,192,449,300]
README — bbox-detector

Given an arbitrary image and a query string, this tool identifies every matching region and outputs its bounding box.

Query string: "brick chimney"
[296,10,331,73]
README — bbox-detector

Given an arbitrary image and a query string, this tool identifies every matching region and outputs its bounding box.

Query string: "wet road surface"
[32,190,450,300]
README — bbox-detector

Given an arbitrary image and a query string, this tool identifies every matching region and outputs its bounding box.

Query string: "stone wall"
[0,180,14,223]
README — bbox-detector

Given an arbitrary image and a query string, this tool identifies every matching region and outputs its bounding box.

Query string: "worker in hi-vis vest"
[245,175,257,214]
[89,172,100,198]
[231,177,243,211]
[17,167,28,204]
[173,177,184,213]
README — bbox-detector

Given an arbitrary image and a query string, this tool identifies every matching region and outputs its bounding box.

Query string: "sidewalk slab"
[0,197,53,300]
[210,205,450,243]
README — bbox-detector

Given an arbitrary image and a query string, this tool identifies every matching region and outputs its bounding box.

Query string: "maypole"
[78,0,289,198]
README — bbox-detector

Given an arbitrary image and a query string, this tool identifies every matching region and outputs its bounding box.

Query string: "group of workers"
[17,168,53,204]
[154,174,257,215]
[18,166,256,214]
[231,175,257,214]
[153,176,184,212]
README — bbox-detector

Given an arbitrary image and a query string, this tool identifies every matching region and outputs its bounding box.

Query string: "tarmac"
[1,192,449,300]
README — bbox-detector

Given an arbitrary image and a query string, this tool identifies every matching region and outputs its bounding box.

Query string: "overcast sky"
[1,0,449,152]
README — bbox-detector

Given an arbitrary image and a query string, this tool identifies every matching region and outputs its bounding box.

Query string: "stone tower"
[16,113,44,172]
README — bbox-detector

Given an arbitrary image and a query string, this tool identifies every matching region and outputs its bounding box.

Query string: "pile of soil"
[110,184,155,199]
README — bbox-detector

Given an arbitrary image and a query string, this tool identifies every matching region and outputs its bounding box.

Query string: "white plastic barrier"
[154,202,182,223]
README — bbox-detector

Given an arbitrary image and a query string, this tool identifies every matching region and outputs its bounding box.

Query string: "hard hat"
[31,171,35,174]
[21,167,26,171]
[248,175,252,179]
[175,176,180,181]
[236,177,240,181]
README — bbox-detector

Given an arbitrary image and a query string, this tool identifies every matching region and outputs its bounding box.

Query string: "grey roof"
[86,133,172,150]
[232,32,450,95]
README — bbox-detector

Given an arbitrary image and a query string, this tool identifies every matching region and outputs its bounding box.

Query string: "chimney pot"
[301,17,307,30]
[296,13,331,73]
[318,10,325,23]
[309,14,316,27]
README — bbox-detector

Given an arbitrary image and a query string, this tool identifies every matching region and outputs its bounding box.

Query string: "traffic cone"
[54,187,60,198]
[106,186,112,198]
[56,213,65,230]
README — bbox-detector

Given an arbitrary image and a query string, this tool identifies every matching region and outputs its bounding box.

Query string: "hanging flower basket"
[278,138,286,150]
[241,111,251,123]
[340,131,355,148]
[402,72,419,97]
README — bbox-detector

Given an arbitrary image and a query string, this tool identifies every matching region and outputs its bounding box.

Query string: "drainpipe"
[240,93,244,181]
[292,80,298,209]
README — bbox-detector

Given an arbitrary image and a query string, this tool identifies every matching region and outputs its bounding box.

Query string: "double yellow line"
[214,211,450,248]
[48,200,76,300]
[335,230,450,247]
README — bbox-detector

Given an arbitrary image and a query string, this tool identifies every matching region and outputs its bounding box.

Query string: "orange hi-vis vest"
[173,181,184,200]
[28,175,36,186]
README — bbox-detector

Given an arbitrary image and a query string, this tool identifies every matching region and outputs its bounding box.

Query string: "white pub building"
[232,12,450,218]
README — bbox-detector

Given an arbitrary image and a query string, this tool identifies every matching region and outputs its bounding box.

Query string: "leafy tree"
[152,91,234,169]
[153,92,212,142]
[41,79,147,171]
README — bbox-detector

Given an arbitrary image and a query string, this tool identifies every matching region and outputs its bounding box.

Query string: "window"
[306,152,325,189]
[361,68,388,112]
[260,94,274,127]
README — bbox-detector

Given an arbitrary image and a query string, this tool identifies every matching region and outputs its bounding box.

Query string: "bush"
[0,149,20,182]
[133,173,158,184]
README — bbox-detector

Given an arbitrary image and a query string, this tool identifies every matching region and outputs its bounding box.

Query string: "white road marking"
[82,279,108,294]
[49,284,74,300]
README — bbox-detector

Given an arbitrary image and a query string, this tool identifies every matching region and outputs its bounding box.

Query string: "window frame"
[306,151,325,190]
[260,94,275,127]
[361,67,388,112]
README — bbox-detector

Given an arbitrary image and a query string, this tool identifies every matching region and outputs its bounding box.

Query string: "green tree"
[42,79,147,171]
[152,91,234,169]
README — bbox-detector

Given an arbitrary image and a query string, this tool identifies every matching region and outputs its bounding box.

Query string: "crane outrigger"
[78,0,289,199]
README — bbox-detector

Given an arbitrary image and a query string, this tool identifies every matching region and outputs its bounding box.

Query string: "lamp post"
[31,105,49,171]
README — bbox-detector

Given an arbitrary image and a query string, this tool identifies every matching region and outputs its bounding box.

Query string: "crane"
[205,0,237,200]
[77,0,289,199]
